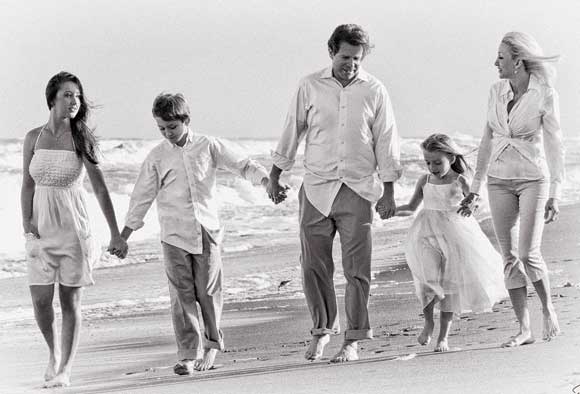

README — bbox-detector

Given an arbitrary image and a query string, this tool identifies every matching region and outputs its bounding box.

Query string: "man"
[267,24,402,362]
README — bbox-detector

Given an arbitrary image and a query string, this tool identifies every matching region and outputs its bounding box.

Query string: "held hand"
[108,234,129,259]
[544,198,559,224]
[376,195,396,220]
[266,177,290,205]
[458,193,479,217]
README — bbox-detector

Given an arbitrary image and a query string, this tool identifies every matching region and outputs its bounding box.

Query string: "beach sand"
[1,205,579,394]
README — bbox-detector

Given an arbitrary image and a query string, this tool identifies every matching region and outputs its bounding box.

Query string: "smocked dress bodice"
[29,149,84,188]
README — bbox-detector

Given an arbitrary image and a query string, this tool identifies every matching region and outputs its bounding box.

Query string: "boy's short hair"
[152,93,191,124]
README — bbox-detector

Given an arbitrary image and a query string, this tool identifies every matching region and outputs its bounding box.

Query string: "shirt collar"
[164,127,193,149]
[500,73,542,99]
[320,66,370,83]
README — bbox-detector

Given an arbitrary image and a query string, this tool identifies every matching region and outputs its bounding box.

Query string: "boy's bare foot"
[173,359,195,375]
[43,356,58,382]
[195,349,217,371]
[434,338,449,352]
[501,331,535,348]
[542,305,560,341]
[330,341,358,363]
[43,372,70,388]
[304,334,330,361]
[418,320,434,345]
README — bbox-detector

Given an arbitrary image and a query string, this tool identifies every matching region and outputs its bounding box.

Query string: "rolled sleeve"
[212,138,269,185]
[271,82,309,171]
[373,87,402,182]
[125,157,160,231]
[542,89,565,199]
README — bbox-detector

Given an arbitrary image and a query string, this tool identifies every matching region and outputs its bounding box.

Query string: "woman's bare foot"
[434,338,449,352]
[43,355,58,382]
[330,341,358,363]
[43,371,70,388]
[304,334,330,361]
[418,320,434,345]
[195,349,217,371]
[542,304,560,341]
[501,331,535,348]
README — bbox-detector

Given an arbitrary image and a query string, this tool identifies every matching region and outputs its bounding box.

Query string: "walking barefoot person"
[267,24,402,362]
[121,93,269,374]
[460,32,565,347]
[21,71,128,388]
[398,134,506,352]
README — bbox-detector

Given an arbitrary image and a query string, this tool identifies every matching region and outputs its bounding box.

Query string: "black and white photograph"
[1,1,579,393]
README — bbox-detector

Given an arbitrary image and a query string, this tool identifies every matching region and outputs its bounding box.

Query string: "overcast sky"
[2,0,579,140]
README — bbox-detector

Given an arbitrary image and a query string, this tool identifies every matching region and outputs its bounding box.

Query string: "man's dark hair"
[327,24,373,57]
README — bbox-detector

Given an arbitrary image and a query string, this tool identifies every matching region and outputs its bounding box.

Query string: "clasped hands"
[107,234,128,259]
[458,193,479,217]
[266,177,290,204]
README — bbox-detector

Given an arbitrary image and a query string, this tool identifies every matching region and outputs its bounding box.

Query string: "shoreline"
[0,204,579,393]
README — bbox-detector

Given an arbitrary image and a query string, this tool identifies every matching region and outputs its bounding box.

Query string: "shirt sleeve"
[271,81,309,171]
[542,88,565,199]
[212,138,269,185]
[124,153,160,231]
[471,87,495,195]
[372,86,402,182]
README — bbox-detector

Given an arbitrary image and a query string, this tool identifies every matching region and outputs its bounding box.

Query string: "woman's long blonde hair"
[501,32,559,86]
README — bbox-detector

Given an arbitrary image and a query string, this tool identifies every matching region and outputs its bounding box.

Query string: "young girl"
[397,133,507,352]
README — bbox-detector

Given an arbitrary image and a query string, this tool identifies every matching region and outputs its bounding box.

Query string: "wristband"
[24,232,38,241]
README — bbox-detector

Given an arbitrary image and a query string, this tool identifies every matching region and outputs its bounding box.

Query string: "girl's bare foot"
[418,321,434,345]
[542,304,560,341]
[304,334,330,361]
[330,341,358,363]
[434,338,449,352]
[43,371,70,388]
[195,349,217,371]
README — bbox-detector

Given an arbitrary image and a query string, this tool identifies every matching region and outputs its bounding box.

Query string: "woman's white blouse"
[471,74,565,199]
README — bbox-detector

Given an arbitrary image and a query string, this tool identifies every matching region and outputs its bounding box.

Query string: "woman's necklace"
[43,124,70,141]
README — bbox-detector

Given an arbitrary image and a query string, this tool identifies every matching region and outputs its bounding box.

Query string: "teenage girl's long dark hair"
[45,71,100,164]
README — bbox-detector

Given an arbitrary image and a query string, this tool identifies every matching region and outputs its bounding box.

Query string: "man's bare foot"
[542,305,560,341]
[330,341,358,363]
[434,338,449,352]
[43,372,70,388]
[195,349,217,371]
[304,334,330,361]
[173,359,195,375]
[501,331,535,348]
[43,356,58,382]
[418,320,434,345]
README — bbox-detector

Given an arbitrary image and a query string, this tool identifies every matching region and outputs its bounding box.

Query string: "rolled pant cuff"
[310,327,340,336]
[345,328,373,341]
[204,331,225,351]
[177,348,203,360]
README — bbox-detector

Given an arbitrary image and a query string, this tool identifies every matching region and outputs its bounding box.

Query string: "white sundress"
[404,176,507,313]
[27,128,99,286]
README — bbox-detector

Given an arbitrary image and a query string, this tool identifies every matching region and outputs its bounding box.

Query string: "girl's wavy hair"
[421,133,471,175]
[501,32,559,86]
[45,71,100,164]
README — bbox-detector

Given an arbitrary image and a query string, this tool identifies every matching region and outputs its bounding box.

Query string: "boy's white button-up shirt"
[272,67,402,216]
[472,74,565,199]
[125,130,268,254]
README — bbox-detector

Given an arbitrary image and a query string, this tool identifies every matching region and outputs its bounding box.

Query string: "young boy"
[121,93,270,374]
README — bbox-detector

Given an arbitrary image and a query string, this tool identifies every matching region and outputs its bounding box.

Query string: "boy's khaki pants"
[162,229,224,360]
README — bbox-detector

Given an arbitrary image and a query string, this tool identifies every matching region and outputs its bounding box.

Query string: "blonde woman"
[460,32,565,347]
